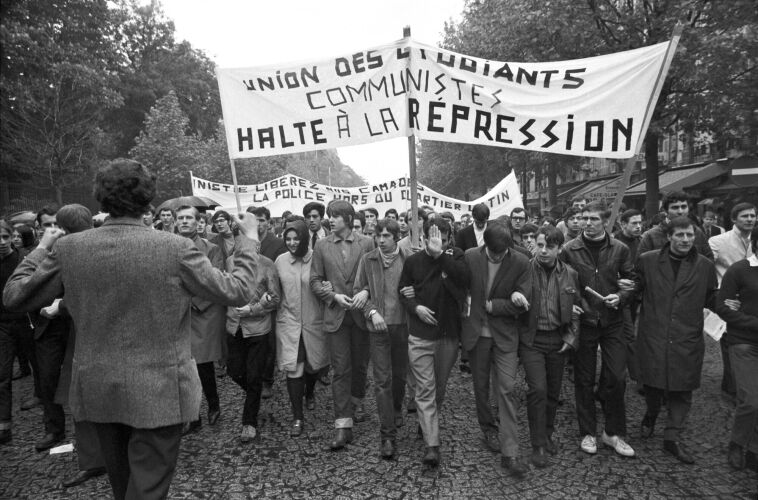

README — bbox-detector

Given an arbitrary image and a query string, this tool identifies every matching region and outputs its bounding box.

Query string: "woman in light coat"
[275,220,328,436]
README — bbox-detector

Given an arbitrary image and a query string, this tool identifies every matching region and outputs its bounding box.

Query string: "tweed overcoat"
[3,218,259,428]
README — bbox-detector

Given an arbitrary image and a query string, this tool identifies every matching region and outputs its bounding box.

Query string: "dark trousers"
[520,330,567,447]
[467,336,498,435]
[721,337,736,396]
[729,343,758,453]
[643,386,692,442]
[36,324,68,436]
[623,307,639,382]
[574,322,627,437]
[370,325,408,440]
[75,420,104,470]
[195,362,219,417]
[0,319,34,426]
[226,332,268,427]
[328,314,369,425]
[262,318,277,386]
[93,422,182,500]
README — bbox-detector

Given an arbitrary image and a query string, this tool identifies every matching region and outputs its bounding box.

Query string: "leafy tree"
[0,0,124,203]
[430,0,758,216]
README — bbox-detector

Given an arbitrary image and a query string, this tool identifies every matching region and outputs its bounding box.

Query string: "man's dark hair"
[583,201,610,220]
[364,207,379,218]
[521,222,539,235]
[571,196,588,205]
[176,205,200,220]
[0,219,13,236]
[510,207,526,217]
[211,210,230,223]
[483,221,513,252]
[36,204,60,225]
[353,211,365,229]
[406,207,428,223]
[94,159,156,218]
[146,204,155,215]
[375,218,401,240]
[537,225,565,247]
[158,207,175,218]
[250,206,272,220]
[666,216,694,235]
[285,214,305,224]
[423,217,451,238]
[660,191,689,211]
[540,217,556,227]
[563,206,581,220]
[730,202,756,221]
[328,200,354,224]
[384,208,398,218]
[620,209,642,224]
[303,201,325,218]
[56,204,93,233]
[472,203,490,222]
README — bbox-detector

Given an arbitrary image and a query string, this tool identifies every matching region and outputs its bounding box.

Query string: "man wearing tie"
[304,202,328,250]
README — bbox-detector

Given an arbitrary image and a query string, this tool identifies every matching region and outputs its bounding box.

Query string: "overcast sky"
[160,0,466,184]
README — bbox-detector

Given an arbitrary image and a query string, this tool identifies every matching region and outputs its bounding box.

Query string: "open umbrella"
[156,196,220,213]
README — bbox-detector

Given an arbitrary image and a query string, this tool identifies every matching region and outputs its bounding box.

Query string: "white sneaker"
[602,431,635,457]
[240,425,257,443]
[580,434,597,454]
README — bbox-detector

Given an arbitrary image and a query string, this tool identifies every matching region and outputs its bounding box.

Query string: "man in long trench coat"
[634,216,718,464]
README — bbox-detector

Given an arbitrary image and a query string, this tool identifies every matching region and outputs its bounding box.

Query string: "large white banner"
[191,171,523,220]
[217,38,670,159]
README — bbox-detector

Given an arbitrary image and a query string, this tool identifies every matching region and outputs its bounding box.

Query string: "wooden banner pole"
[608,23,683,231]
[228,158,243,214]
[404,25,421,248]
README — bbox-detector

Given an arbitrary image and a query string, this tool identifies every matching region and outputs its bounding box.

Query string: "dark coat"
[259,231,287,262]
[634,244,718,391]
[461,246,531,352]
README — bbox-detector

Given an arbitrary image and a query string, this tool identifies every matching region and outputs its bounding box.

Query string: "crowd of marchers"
[1,159,756,500]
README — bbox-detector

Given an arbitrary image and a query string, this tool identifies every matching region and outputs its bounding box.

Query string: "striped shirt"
[535,263,561,331]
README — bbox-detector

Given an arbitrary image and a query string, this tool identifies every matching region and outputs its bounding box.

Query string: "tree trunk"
[547,162,558,207]
[644,130,660,218]
[55,185,63,206]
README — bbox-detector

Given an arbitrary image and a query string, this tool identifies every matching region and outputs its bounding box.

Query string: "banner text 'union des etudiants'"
[217,39,670,159]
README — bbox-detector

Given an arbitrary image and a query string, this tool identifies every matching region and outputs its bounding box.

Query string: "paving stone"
[1,336,757,498]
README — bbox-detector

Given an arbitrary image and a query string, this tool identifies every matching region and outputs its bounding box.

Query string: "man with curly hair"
[3,159,262,500]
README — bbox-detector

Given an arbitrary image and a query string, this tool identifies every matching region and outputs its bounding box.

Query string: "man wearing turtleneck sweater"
[634,216,717,464]
[177,206,225,433]
[561,201,635,458]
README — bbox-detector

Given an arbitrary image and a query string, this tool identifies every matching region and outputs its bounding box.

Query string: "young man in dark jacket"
[635,216,718,464]
[561,201,635,458]
[399,218,468,467]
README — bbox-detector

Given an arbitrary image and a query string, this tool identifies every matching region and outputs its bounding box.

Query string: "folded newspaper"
[703,309,727,341]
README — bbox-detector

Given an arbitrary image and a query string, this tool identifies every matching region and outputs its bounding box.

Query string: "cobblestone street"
[1,336,756,499]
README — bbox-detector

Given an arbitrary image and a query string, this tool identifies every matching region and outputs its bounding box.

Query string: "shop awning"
[625,162,729,196]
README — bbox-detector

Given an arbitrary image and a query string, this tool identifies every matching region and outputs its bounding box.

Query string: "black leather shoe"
[663,440,695,464]
[640,413,656,438]
[330,428,353,450]
[728,441,745,470]
[62,467,107,488]
[380,439,395,459]
[182,419,202,436]
[290,419,304,437]
[306,396,315,411]
[208,408,221,426]
[422,446,440,467]
[545,436,558,456]
[417,424,423,438]
[482,431,500,452]
[501,456,529,477]
[531,447,549,468]
[0,429,11,445]
[35,432,64,452]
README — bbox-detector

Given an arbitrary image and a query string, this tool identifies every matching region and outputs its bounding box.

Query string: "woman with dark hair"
[274,220,328,437]
[11,224,36,257]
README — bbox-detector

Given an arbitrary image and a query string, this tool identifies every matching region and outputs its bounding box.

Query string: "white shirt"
[474,223,487,247]
[709,227,753,284]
